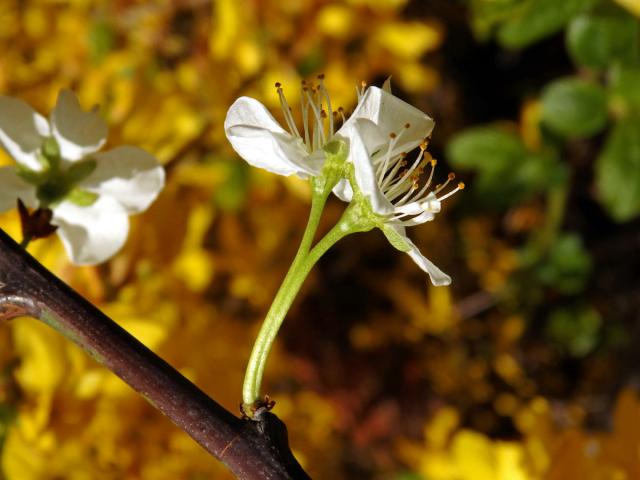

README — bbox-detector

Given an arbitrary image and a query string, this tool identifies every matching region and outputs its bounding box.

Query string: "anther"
[419,142,427,150]
[430,159,437,167]
[448,172,456,181]
[275,82,282,88]
[405,123,411,129]
[321,110,327,118]
[458,182,465,190]
[317,73,325,80]
[361,80,367,88]
[389,132,397,139]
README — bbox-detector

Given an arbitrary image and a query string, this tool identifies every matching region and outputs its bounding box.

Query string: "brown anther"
[303,86,309,91]
[317,73,325,80]
[458,182,465,190]
[321,110,327,118]
[275,82,282,88]
[400,152,407,157]
[448,172,456,181]
[337,106,344,112]
[302,80,307,85]
[389,132,397,139]
[405,123,411,129]
[332,111,338,116]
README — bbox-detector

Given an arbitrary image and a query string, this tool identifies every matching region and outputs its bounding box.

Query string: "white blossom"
[0,90,165,265]
[224,79,462,286]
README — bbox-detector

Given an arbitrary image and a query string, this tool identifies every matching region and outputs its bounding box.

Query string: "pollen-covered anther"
[389,132,397,139]
[458,182,465,190]
[448,172,456,181]
[430,159,437,167]
[419,142,427,151]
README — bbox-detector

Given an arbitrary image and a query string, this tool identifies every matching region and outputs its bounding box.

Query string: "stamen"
[276,83,301,139]
[304,87,326,147]
[317,74,334,138]
[437,182,464,202]
[300,82,311,148]
[433,173,455,195]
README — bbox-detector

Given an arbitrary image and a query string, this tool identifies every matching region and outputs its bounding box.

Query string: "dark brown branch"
[0,228,310,480]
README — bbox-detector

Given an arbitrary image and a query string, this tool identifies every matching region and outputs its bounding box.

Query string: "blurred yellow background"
[1,0,640,479]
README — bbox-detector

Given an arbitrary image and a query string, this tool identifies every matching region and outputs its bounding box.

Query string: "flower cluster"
[225,78,463,286]
[0,90,165,265]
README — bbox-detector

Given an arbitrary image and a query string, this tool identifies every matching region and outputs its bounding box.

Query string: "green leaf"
[468,0,524,41]
[447,126,563,207]
[609,66,640,113]
[447,126,527,171]
[540,78,608,138]
[497,0,597,49]
[567,12,639,69]
[537,233,592,294]
[546,305,602,357]
[381,225,412,252]
[595,117,640,221]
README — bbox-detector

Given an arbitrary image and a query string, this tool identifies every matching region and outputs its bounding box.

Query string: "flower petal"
[81,146,165,214]
[0,96,49,170]
[50,90,107,162]
[52,196,129,265]
[332,178,353,202]
[346,86,434,156]
[349,119,394,214]
[224,96,317,177]
[0,166,37,212]
[388,224,450,286]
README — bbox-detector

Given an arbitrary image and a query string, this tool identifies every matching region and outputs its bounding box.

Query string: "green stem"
[242,198,361,408]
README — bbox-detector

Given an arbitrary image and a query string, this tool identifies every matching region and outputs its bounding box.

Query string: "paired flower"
[225,78,462,286]
[0,90,165,265]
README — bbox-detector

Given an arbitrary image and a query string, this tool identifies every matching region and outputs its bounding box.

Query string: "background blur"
[1,0,639,478]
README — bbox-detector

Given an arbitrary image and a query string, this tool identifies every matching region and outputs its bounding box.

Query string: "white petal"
[0,96,49,170]
[0,166,37,212]
[81,146,165,214]
[224,97,318,177]
[50,90,107,162]
[52,196,129,265]
[389,224,450,286]
[344,87,434,156]
[394,192,441,216]
[398,210,437,227]
[332,178,353,203]
[350,119,393,214]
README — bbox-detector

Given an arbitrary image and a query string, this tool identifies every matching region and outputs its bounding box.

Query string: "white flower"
[335,85,464,286]
[224,78,462,286]
[0,90,165,265]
